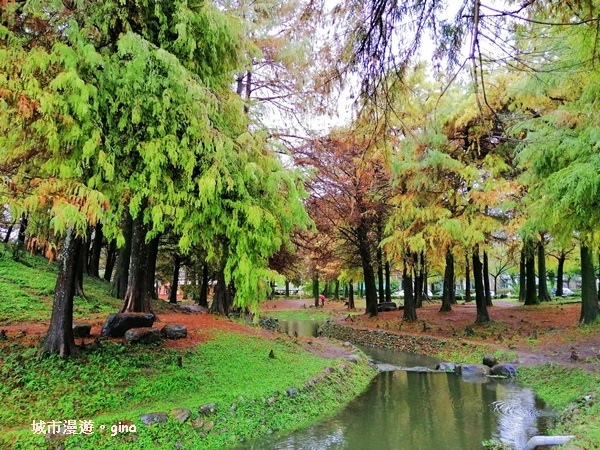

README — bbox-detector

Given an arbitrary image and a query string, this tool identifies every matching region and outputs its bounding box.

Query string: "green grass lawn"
[0,244,376,449]
[0,244,122,324]
[1,333,374,449]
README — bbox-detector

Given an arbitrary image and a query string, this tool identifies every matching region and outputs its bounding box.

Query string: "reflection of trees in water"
[249,354,553,450]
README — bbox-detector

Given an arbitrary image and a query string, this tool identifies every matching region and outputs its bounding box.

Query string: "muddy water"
[246,345,557,450]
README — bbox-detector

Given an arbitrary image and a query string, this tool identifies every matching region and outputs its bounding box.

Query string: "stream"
[247,319,557,450]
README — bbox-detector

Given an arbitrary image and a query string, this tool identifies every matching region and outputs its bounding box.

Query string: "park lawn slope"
[1,332,375,449]
[0,245,122,324]
[518,364,600,449]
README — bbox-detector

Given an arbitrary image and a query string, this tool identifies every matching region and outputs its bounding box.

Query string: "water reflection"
[277,319,327,337]
[244,347,556,450]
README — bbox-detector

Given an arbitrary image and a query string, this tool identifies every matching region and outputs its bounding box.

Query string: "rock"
[171,408,191,423]
[203,421,215,432]
[72,323,91,338]
[373,363,400,372]
[258,317,278,331]
[482,354,498,367]
[199,403,217,416]
[161,324,187,340]
[124,327,161,345]
[191,417,204,428]
[490,364,518,378]
[436,362,457,372]
[346,354,362,363]
[140,412,168,426]
[456,364,490,378]
[101,313,155,338]
[179,305,208,314]
[45,425,67,441]
[377,302,398,312]
[286,388,298,397]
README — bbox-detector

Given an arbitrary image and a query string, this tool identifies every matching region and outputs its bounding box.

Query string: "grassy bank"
[1,332,375,449]
[518,364,600,448]
[0,247,376,449]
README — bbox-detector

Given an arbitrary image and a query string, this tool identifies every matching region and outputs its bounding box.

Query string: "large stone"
[161,324,187,340]
[171,408,192,423]
[140,412,168,426]
[101,313,155,338]
[72,323,91,338]
[377,302,398,312]
[199,403,217,416]
[482,354,498,368]
[490,364,518,378]
[124,327,161,345]
[436,362,457,372]
[456,364,490,378]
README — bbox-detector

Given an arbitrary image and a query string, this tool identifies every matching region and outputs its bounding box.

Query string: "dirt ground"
[3,297,599,370]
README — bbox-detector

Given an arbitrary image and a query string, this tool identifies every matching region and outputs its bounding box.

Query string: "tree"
[297,124,392,317]
[513,12,600,323]
[472,244,490,324]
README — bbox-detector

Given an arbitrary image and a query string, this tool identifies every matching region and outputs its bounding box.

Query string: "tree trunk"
[414,262,424,308]
[524,238,539,306]
[537,237,552,302]
[377,245,384,303]
[104,239,117,282]
[358,225,378,317]
[313,272,320,307]
[440,249,454,312]
[415,251,426,308]
[87,222,103,278]
[483,250,493,307]
[211,265,232,315]
[17,213,27,245]
[111,212,133,299]
[74,233,88,299]
[348,281,355,309]
[519,244,526,302]
[472,245,490,324]
[285,280,290,297]
[334,279,340,300]
[120,214,151,313]
[555,252,565,297]
[39,229,81,358]
[465,251,471,302]
[3,224,13,243]
[402,253,417,322]
[385,261,391,303]
[198,263,209,308]
[169,254,181,304]
[579,244,599,325]
[145,236,159,300]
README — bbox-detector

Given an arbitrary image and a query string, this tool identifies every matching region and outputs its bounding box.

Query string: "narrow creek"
[248,319,558,450]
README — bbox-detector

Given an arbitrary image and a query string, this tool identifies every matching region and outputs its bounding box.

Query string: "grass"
[518,364,600,448]
[0,244,123,324]
[1,334,375,449]
[0,245,376,449]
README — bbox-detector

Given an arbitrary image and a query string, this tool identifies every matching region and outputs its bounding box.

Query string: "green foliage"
[0,333,375,449]
[1,0,310,313]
